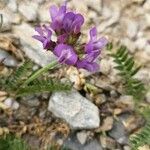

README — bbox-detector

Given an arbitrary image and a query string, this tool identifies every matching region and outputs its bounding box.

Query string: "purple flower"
[76,27,108,72]
[54,44,78,65]
[85,27,108,61]
[57,33,68,43]
[76,59,99,72]
[50,3,67,33]
[63,12,84,34]
[50,3,84,35]
[33,2,108,72]
[33,25,54,49]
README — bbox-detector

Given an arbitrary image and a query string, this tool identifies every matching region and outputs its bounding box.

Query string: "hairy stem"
[23,60,58,85]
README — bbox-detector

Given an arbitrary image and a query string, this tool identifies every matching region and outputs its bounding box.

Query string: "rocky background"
[0,0,150,150]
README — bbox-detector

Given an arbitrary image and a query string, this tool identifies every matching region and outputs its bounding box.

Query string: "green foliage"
[130,120,150,150]
[0,134,29,150]
[0,60,71,98]
[107,43,149,149]
[2,60,33,92]
[107,43,146,100]
[16,79,71,97]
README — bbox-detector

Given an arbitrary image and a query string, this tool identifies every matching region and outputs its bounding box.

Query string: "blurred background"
[0,0,150,150]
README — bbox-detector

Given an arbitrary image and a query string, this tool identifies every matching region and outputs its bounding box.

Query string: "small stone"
[38,3,51,22]
[126,20,139,39]
[135,37,147,50]
[3,55,18,67]
[22,97,40,107]
[121,38,136,53]
[4,97,19,110]
[100,136,116,149]
[116,95,135,111]
[100,59,111,75]
[134,68,150,85]
[146,91,150,103]
[0,9,12,31]
[108,121,128,145]
[85,0,102,12]
[67,67,85,90]
[7,0,17,12]
[95,94,106,106]
[83,140,103,150]
[0,49,18,67]
[48,90,100,129]
[64,134,103,150]
[123,145,131,150]
[77,131,88,145]
[18,1,38,21]
[100,116,114,131]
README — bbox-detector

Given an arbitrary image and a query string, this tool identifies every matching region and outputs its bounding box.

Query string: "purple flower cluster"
[33,3,108,72]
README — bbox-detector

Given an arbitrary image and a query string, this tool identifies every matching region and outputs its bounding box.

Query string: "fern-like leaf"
[107,43,146,100]
[0,134,29,150]
[16,79,72,97]
[130,120,150,150]
[6,60,33,89]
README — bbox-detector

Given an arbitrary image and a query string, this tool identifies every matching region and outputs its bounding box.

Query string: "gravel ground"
[0,0,150,150]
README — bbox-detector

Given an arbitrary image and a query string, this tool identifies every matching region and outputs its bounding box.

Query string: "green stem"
[23,60,58,85]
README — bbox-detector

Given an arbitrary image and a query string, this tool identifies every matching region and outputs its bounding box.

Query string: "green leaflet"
[130,120,150,150]
[0,60,71,98]
[0,134,29,150]
[107,43,146,101]
[16,79,71,97]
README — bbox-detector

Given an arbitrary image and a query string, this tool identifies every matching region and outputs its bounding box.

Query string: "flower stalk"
[23,60,58,85]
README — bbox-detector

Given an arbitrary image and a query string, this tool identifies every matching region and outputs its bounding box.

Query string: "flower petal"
[76,60,99,72]
[54,44,78,65]
[63,12,84,34]
[57,34,68,43]
[32,35,45,42]
[63,12,75,33]
[94,37,108,49]
[90,27,97,41]
[72,14,84,34]
[49,4,67,32]
[50,6,58,21]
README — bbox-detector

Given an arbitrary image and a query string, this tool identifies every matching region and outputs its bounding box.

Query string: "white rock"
[4,98,19,110]
[77,131,88,145]
[18,1,38,21]
[117,95,135,110]
[7,0,17,12]
[38,4,50,22]
[135,37,147,50]
[0,9,12,31]
[69,0,87,16]
[48,90,100,129]
[121,38,136,53]
[84,0,102,12]
[126,20,139,39]
[0,50,18,67]
[13,23,56,67]
[134,68,150,84]
[100,59,111,75]
[100,8,120,31]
